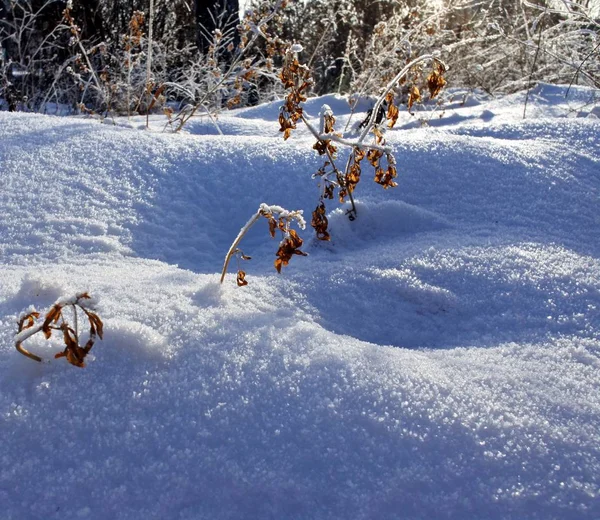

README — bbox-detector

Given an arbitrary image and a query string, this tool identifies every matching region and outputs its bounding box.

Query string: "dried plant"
[123,11,147,117]
[169,0,289,132]
[220,203,306,285]
[221,50,446,287]
[15,292,103,368]
[61,6,109,113]
[348,0,599,100]
[279,46,447,240]
[1,2,171,116]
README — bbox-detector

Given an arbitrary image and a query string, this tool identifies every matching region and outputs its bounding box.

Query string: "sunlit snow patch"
[325,199,450,247]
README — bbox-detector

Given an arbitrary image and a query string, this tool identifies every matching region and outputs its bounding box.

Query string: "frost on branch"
[15,292,103,367]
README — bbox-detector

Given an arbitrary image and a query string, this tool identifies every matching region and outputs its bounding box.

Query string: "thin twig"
[523,9,547,119]
[566,41,600,98]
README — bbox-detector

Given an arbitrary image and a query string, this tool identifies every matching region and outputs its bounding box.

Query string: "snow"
[1,84,599,519]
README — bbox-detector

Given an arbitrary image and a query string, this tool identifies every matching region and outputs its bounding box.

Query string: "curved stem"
[301,112,389,153]
[15,341,43,363]
[15,321,45,362]
[220,209,263,283]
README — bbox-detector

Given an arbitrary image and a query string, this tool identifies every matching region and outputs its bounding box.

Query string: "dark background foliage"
[0,0,598,113]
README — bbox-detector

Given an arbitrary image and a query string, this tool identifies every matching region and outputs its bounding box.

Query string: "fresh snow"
[0,83,599,519]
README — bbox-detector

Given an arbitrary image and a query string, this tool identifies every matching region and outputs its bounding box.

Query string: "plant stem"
[220,209,263,283]
[358,54,436,144]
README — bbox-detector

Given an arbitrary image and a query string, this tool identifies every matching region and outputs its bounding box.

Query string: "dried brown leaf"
[237,270,249,286]
[311,202,330,241]
[323,113,335,134]
[42,305,62,339]
[86,311,104,340]
[375,163,398,189]
[427,62,447,100]
[408,85,421,110]
[367,149,383,168]
[59,325,87,367]
[324,184,334,200]
[275,230,307,272]
[268,217,277,238]
[19,311,40,331]
[386,93,400,129]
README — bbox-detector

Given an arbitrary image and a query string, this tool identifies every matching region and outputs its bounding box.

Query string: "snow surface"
[1,84,599,519]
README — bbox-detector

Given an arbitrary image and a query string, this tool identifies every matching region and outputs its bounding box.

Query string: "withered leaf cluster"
[367,134,398,190]
[16,293,104,367]
[124,11,145,49]
[279,55,313,140]
[402,59,447,114]
[265,212,306,270]
[313,139,337,156]
[312,163,334,198]
[340,148,365,204]
[267,213,283,238]
[233,210,308,286]
[313,111,339,156]
[427,61,447,100]
[275,229,307,272]
[374,156,398,189]
[311,202,330,241]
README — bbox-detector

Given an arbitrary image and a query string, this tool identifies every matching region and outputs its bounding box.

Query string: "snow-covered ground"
[1,84,599,519]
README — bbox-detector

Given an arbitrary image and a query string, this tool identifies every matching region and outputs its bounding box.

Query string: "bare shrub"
[168,0,289,132]
[350,0,599,99]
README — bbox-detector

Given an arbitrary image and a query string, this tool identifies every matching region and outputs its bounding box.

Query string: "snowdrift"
[1,85,599,519]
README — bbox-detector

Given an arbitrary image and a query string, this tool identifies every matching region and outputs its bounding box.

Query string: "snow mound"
[325,199,450,247]
[1,84,600,519]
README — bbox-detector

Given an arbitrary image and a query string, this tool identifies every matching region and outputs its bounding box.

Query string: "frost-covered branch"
[358,53,441,143]
[301,112,390,153]
[172,0,286,132]
[220,203,306,285]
